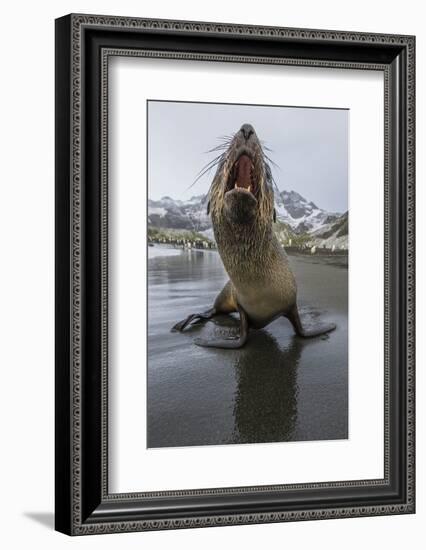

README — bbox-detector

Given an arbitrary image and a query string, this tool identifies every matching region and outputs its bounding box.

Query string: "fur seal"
[172,123,336,348]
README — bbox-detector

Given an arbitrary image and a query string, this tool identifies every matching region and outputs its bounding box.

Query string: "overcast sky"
[148,101,348,213]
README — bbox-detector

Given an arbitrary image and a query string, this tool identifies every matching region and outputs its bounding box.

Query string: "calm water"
[147,246,348,448]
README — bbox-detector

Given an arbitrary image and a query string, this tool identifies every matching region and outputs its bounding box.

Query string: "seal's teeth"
[248,185,251,193]
[234,183,238,189]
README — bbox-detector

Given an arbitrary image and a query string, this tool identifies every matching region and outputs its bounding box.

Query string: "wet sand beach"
[147,246,348,448]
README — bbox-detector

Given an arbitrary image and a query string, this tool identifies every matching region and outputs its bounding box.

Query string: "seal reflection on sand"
[232,331,302,444]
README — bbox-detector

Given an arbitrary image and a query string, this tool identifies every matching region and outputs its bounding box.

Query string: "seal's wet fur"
[172,124,336,348]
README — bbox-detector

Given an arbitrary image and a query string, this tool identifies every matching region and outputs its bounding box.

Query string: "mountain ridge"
[148,190,348,249]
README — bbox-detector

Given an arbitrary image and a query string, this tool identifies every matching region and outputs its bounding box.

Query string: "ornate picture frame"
[55,13,415,535]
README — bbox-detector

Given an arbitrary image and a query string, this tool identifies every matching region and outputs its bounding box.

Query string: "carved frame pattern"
[55,13,415,535]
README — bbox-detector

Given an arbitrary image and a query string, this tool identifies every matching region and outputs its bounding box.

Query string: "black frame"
[55,14,415,535]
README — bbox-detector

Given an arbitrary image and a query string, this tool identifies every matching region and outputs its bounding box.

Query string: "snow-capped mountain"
[148,190,342,236]
[307,211,349,250]
[274,190,340,233]
[148,195,210,232]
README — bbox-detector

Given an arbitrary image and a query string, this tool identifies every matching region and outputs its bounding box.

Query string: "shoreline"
[148,242,349,261]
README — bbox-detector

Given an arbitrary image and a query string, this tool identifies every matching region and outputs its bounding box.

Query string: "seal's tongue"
[235,155,252,190]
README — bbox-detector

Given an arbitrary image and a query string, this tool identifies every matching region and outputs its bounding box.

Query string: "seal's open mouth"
[225,154,257,196]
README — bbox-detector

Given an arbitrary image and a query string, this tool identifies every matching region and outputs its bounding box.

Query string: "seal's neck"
[213,217,274,282]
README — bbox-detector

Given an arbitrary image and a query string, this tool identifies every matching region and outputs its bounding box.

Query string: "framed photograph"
[55,14,415,535]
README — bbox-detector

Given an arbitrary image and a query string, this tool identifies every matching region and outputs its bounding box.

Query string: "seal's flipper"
[296,322,336,338]
[194,305,249,349]
[172,282,237,334]
[171,308,217,332]
[286,305,336,338]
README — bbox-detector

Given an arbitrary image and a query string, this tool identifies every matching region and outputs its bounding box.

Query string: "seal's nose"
[240,123,254,141]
